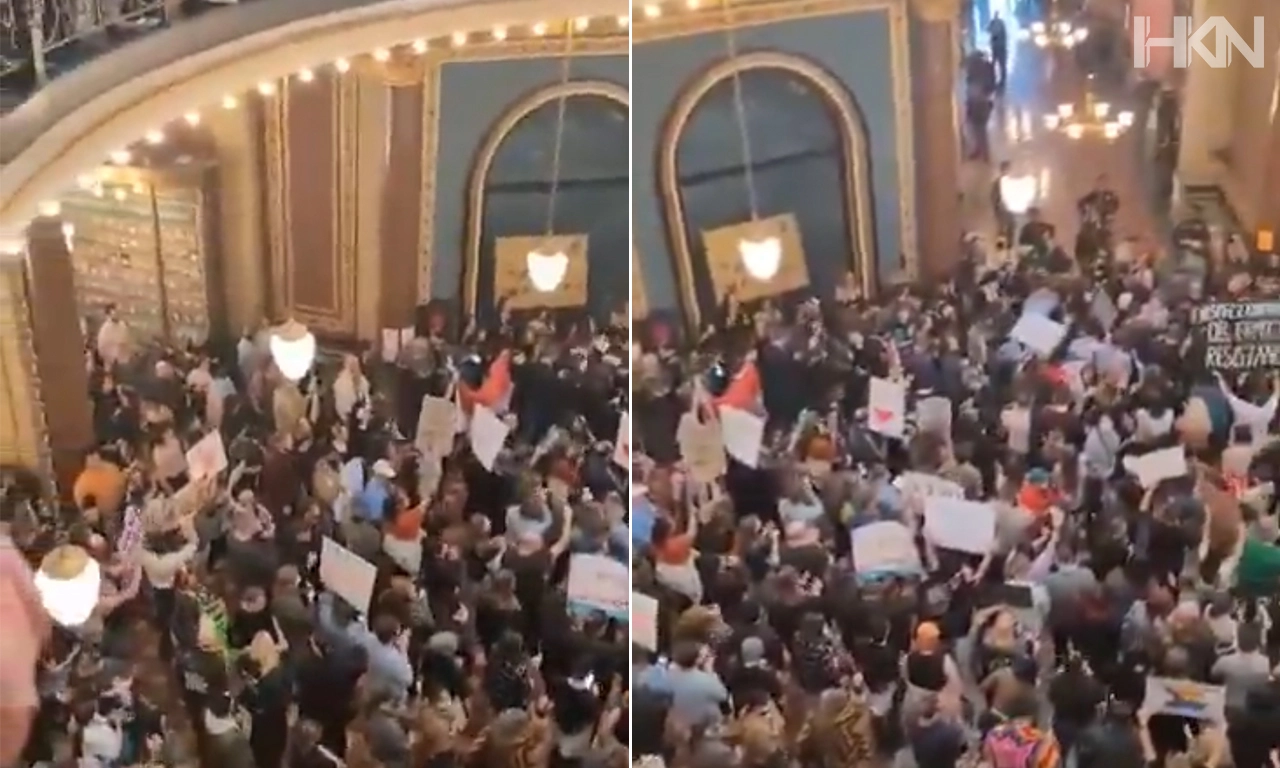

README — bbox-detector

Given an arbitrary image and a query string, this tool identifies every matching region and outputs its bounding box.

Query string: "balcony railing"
[0,0,238,113]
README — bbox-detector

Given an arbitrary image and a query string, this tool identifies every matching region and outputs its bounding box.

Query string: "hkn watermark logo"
[1133,16,1265,69]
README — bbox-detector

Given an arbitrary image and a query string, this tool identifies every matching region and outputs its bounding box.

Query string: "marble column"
[910,0,964,282]
[25,216,93,498]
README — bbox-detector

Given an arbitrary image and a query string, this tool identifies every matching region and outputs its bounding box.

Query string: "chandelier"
[34,545,102,627]
[720,0,782,282]
[269,319,317,382]
[1020,19,1088,48]
[524,26,575,294]
[1044,87,1134,141]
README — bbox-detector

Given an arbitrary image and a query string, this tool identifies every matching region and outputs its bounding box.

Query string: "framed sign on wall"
[701,212,808,303]
[493,233,589,311]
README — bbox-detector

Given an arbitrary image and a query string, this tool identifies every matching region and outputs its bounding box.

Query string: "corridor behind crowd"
[960,0,1164,255]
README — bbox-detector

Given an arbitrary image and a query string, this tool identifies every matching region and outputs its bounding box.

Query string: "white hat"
[372,459,396,478]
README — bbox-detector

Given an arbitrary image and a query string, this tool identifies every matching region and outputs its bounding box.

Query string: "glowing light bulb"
[334,58,351,73]
[644,4,661,17]
[411,39,428,53]
[1066,124,1085,140]
[617,14,630,27]
[372,48,391,62]
[144,130,164,145]
[574,16,590,31]
[687,0,701,7]
[491,26,507,40]
[76,174,95,189]
[109,150,131,165]
[257,81,276,96]
[532,22,548,36]
[221,95,238,109]
[452,31,468,45]
[183,111,201,126]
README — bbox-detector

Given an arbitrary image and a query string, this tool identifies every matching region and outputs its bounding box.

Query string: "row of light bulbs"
[1,15,630,256]
[635,0,717,19]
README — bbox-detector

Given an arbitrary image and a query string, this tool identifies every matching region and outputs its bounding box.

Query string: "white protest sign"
[895,472,966,499]
[319,536,378,614]
[1123,446,1188,488]
[613,413,631,468]
[1002,405,1032,454]
[380,328,401,363]
[566,553,629,620]
[1142,677,1226,722]
[718,405,765,468]
[415,395,457,458]
[1010,312,1067,357]
[340,458,365,496]
[851,521,923,577]
[677,412,726,484]
[916,396,952,438]
[923,497,997,554]
[631,592,659,652]
[185,431,228,481]
[468,405,509,471]
[867,377,906,438]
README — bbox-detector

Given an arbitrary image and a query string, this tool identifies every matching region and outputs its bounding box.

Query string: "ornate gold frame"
[462,80,629,317]
[661,52,875,327]
[264,73,359,334]
[0,260,51,478]
[636,0,916,327]
[416,34,627,303]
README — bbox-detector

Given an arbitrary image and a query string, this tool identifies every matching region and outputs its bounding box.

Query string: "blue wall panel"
[632,10,904,314]
[430,54,628,300]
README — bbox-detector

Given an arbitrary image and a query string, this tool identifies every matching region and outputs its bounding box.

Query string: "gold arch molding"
[661,51,877,329]
[0,0,628,230]
[464,80,629,316]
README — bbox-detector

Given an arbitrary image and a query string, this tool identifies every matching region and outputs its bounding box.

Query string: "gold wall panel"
[632,247,648,319]
[701,213,809,302]
[0,260,47,474]
[493,234,589,310]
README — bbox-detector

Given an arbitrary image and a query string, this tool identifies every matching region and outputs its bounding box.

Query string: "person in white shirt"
[138,520,198,659]
[95,305,131,371]
[333,354,371,423]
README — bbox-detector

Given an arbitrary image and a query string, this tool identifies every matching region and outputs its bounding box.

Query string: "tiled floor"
[958,0,1166,253]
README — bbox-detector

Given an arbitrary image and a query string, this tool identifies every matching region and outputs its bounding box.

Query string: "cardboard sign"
[923,497,996,554]
[1195,301,1280,370]
[415,395,457,458]
[1010,313,1067,357]
[613,413,630,468]
[718,405,765,468]
[319,537,378,614]
[851,521,922,577]
[468,405,509,471]
[566,554,629,620]
[185,431,227,481]
[677,412,726,483]
[631,592,659,652]
[1123,446,1188,488]
[867,376,906,438]
[895,472,966,500]
[1143,677,1226,722]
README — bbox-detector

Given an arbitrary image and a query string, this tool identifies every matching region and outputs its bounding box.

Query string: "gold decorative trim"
[638,0,918,316]
[0,261,51,478]
[660,52,876,328]
[265,81,288,321]
[462,80,629,317]
[266,75,357,334]
[418,36,628,305]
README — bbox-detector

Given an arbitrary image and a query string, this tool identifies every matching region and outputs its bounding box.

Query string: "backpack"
[983,721,1059,768]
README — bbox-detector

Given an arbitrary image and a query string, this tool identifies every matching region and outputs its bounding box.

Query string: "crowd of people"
[630,191,1280,768]
[0,303,631,768]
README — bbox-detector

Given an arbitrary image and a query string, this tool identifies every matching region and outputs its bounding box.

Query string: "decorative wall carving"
[0,260,49,476]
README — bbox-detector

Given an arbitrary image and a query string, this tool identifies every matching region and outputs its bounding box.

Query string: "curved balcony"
[0,0,620,228]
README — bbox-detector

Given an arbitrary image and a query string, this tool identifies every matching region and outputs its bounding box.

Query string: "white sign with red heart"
[867,376,906,439]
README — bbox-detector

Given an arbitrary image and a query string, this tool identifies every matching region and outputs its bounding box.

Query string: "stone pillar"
[24,216,93,498]
[910,0,964,282]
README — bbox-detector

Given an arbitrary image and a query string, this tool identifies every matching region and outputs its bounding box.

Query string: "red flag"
[457,350,513,415]
[713,360,761,412]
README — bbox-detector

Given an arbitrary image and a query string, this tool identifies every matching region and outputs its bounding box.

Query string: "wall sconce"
[738,235,782,281]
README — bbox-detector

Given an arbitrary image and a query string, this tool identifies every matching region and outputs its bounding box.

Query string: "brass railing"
[0,0,175,104]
